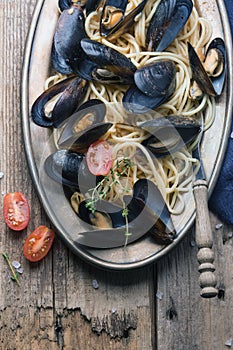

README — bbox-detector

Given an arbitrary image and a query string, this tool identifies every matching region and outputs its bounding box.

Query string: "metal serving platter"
[21,0,233,270]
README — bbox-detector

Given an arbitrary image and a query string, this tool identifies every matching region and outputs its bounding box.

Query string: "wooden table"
[1,1,233,349]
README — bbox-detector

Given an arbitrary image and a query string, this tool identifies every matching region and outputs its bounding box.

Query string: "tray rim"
[21,0,233,270]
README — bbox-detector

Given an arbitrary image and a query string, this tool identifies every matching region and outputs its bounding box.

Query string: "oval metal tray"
[21,0,233,270]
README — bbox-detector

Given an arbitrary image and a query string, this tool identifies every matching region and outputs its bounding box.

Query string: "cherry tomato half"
[3,192,30,231]
[23,226,55,262]
[86,140,113,176]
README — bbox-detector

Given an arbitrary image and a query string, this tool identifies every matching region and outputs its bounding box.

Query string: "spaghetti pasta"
[51,0,216,216]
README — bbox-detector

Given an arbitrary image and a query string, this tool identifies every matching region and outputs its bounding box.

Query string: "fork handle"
[193,179,218,298]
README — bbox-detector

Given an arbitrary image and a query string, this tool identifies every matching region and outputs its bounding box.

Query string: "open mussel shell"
[58,122,113,152]
[100,0,147,39]
[52,77,88,128]
[77,179,176,247]
[134,60,176,97]
[204,37,226,95]
[132,179,176,244]
[140,115,201,155]
[31,76,88,128]
[54,4,87,64]
[188,39,226,97]
[78,198,137,228]
[100,0,128,37]
[80,39,136,84]
[78,195,159,241]
[146,0,193,52]
[44,149,101,192]
[58,99,106,147]
[31,76,73,127]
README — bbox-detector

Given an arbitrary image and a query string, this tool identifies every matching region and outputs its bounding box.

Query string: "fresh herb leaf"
[2,252,20,286]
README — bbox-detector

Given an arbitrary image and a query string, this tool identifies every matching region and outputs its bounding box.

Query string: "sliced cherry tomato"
[3,192,30,231]
[86,140,113,175]
[23,225,55,262]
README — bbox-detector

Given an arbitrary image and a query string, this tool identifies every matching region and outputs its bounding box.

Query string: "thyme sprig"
[2,252,20,286]
[85,157,133,213]
[85,157,133,244]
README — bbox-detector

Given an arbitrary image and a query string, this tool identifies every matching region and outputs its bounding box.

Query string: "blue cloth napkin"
[209,0,233,224]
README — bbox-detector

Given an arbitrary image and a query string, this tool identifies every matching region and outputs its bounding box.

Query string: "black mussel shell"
[100,0,147,39]
[31,76,79,128]
[59,0,87,11]
[140,115,201,155]
[86,0,102,16]
[188,38,225,96]
[70,50,99,81]
[58,99,106,147]
[123,76,176,114]
[58,122,113,152]
[100,0,128,37]
[78,200,113,228]
[146,0,193,52]
[52,77,88,128]
[134,60,176,97]
[44,149,100,192]
[132,179,176,244]
[188,42,217,96]
[78,195,149,231]
[80,39,136,84]
[51,43,73,74]
[44,149,84,190]
[204,38,226,95]
[58,0,72,11]
[54,5,87,64]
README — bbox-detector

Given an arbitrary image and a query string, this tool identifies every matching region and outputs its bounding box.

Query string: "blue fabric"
[209,0,233,224]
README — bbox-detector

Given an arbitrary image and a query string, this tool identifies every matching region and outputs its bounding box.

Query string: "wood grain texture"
[0,0,233,349]
[0,1,154,349]
[156,215,233,350]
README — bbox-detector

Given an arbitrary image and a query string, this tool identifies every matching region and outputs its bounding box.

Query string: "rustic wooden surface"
[0,1,233,349]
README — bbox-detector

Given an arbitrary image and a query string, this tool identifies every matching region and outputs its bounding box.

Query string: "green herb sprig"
[2,252,20,286]
[85,157,133,244]
[86,157,133,213]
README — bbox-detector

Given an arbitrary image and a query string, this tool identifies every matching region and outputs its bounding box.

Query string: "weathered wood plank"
[0,1,154,349]
[156,214,233,350]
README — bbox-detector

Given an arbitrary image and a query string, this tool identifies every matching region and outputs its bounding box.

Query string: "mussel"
[58,0,102,14]
[58,0,87,12]
[140,115,201,155]
[86,0,102,16]
[100,0,128,37]
[31,76,88,128]
[58,121,113,153]
[58,0,73,11]
[44,149,101,192]
[58,99,106,148]
[146,0,193,52]
[51,43,73,75]
[77,39,137,84]
[100,0,147,39]
[123,60,176,113]
[53,4,87,67]
[188,38,226,98]
[134,60,177,97]
[132,179,176,244]
[74,179,176,247]
[78,197,143,228]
